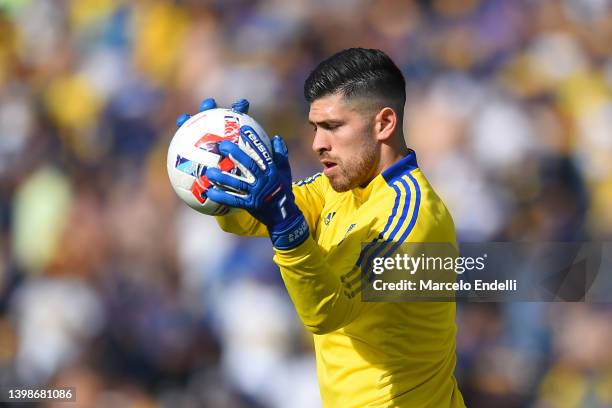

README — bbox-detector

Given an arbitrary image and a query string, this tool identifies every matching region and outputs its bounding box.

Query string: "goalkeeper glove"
[205,126,309,250]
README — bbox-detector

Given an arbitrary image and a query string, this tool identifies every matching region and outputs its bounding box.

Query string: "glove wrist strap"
[269,215,309,250]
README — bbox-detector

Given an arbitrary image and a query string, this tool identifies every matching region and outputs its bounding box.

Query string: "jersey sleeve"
[271,224,374,334]
[292,173,326,234]
[215,172,327,238]
[272,182,413,335]
[215,209,268,237]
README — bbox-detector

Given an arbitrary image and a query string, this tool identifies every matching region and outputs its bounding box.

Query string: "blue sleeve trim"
[361,177,413,271]
[355,180,403,267]
[342,174,421,292]
[380,173,421,259]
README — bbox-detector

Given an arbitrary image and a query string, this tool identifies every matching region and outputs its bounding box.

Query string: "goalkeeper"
[178,48,465,407]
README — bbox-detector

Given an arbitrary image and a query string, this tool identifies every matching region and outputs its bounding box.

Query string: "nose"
[312,129,330,155]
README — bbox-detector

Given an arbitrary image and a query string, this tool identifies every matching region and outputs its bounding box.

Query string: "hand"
[205,126,310,250]
[176,97,250,127]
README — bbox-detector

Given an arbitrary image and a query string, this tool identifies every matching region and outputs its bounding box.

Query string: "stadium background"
[1,0,612,406]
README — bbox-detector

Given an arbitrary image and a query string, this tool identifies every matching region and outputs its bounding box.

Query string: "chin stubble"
[329,140,377,192]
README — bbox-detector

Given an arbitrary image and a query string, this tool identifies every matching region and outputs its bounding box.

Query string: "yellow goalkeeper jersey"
[216,151,465,407]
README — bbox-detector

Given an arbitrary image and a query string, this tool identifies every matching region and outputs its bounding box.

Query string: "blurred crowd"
[1,0,612,407]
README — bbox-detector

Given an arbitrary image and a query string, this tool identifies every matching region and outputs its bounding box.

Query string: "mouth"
[321,159,338,175]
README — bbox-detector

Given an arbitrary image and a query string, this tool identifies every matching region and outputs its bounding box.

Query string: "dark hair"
[304,48,406,115]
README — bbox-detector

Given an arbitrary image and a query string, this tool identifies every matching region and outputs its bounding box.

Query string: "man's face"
[309,93,379,192]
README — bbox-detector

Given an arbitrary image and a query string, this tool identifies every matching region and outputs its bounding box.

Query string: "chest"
[316,194,377,251]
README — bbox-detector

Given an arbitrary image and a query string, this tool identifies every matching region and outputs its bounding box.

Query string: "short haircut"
[304,48,406,116]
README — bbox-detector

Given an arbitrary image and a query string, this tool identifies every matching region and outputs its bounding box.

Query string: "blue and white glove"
[205,127,310,250]
[176,97,250,127]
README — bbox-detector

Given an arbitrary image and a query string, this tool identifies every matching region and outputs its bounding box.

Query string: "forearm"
[215,210,268,237]
[273,237,362,334]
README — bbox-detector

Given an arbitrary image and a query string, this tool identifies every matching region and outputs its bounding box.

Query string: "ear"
[374,107,398,142]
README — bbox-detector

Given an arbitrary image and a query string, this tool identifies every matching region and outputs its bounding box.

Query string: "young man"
[179,48,465,407]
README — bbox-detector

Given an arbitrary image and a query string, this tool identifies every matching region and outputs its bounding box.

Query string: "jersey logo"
[338,223,357,245]
[324,211,336,226]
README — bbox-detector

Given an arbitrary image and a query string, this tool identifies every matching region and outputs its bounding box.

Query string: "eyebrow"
[308,119,343,127]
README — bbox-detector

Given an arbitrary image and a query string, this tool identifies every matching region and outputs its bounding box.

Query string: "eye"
[323,123,341,131]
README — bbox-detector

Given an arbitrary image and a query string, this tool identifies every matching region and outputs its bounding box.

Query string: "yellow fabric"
[216,155,465,407]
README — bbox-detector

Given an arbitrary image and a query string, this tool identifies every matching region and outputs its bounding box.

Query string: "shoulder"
[357,169,454,272]
[406,169,456,242]
[376,162,455,243]
[380,151,454,223]
[371,170,422,244]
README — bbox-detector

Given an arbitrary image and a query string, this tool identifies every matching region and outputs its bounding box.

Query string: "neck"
[377,139,409,174]
[358,142,409,189]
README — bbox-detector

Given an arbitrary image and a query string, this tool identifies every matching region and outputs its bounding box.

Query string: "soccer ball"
[166,108,272,215]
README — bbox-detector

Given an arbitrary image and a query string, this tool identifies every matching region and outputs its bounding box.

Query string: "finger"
[199,98,217,112]
[218,140,262,178]
[272,135,289,169]
[231,98,250,114]
[206,167,251,193]
[240,126,273,171]
[176,113,191,127]
[207,186,249,209]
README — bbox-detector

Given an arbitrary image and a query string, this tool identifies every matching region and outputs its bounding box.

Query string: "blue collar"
[381,150,419,183]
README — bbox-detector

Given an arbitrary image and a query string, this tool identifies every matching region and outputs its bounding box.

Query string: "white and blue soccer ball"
[166,108,272,215]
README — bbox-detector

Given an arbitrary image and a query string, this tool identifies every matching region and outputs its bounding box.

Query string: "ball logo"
[189,115,241,203]
[194,115,241,154]
[223,114,240,140]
